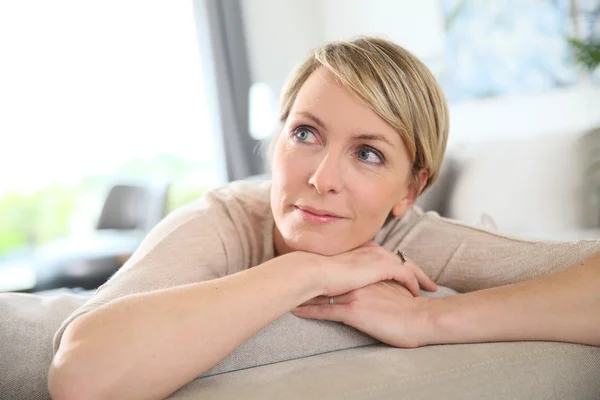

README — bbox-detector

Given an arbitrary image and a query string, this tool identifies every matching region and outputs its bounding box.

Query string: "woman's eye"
[294,127,317,143]
[356,146,384,165]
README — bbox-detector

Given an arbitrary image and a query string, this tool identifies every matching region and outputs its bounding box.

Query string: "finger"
[408,263,437,292]
[298,296,329,306]
[394,268,420,297]
[298,293,353,307]
[291,304,349,323]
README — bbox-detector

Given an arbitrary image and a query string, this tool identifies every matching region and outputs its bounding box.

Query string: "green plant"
[568,37,600,72]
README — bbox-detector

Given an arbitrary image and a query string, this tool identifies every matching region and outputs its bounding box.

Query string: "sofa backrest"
[443,131,596,236]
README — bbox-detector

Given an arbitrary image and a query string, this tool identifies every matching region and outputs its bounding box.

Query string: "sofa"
[2,129,600,400]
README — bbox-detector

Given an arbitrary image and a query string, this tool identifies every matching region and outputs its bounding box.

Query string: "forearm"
[424,251,600,346]
[49,252,322,400]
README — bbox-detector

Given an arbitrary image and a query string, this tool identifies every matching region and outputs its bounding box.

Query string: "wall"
[320,0,445,64]
[240,0,324,91]
[240,0,600,145]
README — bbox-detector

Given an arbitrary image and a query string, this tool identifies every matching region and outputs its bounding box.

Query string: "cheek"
[352,177,400,220]
[271,138,289,185]
[271,141,303,216]
[272,140,309,189]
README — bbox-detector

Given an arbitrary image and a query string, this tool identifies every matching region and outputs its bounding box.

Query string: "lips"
[295,205,343,218]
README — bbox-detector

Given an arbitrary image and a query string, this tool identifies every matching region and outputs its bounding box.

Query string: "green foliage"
[167,183,207,213]
[0,193,31,253]
[0,187,81,254]
[0,155,214,257]
[568,37,600,72]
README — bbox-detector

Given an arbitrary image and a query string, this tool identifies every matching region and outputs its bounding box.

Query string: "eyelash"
[292,126,318,144]
[291,125,386,166]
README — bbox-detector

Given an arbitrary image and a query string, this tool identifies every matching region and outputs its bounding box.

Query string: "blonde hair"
[273,36,449,194]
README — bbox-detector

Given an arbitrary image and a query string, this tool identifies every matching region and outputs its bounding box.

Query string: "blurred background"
[1,0,599,293]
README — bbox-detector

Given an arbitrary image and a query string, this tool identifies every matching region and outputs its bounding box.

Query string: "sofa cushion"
[2,287,599,399]
[170,342,600,400]
[0,292,89,400]
[415,156,460,217]
[0,286,453,400]
[578,127,600,227]
[447,133,589,233]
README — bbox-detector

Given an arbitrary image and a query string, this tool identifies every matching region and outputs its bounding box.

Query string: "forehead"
[291,67,396,137]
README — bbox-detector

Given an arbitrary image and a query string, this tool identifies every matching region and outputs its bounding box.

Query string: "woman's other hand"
[313,241,437,298]
[292,280,431,348]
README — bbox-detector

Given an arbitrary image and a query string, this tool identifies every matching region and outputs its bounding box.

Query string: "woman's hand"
[312,241,437,298]
[292,280,432,348]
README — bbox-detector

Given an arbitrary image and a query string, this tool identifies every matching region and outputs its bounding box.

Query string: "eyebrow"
[353,133,395,149]
[297,111,327,130]
[295,111,396,149]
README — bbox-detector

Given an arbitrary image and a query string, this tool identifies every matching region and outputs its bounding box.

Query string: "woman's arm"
[423,251,600,346]
[293,249,600,348]
[294,212,600,348]
[48,241,428,400]
[396,212,600,346]
[48,251,322,400]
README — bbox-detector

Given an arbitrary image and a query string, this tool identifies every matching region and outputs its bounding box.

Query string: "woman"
[48,37,600,400]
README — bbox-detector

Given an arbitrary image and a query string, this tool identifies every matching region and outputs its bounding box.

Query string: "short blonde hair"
[275,36,449,194]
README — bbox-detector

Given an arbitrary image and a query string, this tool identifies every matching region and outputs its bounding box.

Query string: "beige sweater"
[52,180,600,377]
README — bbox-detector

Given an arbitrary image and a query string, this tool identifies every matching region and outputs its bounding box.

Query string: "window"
[0,1,223,260]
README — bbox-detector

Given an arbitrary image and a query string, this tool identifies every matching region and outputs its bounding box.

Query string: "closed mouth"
[295,205,344,218]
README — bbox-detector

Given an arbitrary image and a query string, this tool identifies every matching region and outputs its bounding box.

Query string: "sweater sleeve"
[52,190,240,354]
[380,210,600,293]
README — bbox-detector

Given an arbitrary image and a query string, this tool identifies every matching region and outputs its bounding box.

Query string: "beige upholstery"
[171,342,600,400]
[1,288,599,399]
[0,293,89,400]
[447,133,590,234]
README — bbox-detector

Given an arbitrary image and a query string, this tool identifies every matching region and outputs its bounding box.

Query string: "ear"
[391,169,428,217]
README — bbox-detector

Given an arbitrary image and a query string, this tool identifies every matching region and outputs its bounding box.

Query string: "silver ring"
[329,296,335,305]
[396,250,408,264]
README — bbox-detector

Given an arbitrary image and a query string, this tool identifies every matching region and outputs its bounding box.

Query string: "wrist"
[282,251,325,300]
[419,297,458,346]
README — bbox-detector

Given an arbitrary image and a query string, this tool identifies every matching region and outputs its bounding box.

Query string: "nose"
[308,151,344,195]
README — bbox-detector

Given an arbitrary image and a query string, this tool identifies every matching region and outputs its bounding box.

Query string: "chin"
[298,242,341,256]
[275,209,369,256]
[285,232,354,256]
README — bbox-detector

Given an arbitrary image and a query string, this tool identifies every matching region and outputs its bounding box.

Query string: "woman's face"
[271,67,421,256]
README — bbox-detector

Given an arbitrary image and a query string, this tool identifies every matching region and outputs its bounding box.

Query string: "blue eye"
[293,127,317,143]
[297,129,310,141]
[356,146,384,165]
